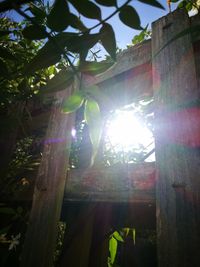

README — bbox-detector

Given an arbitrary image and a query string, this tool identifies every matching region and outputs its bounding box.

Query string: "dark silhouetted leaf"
[22,25,47,40]
[79,60,114,75]
[138,0,164,10]
[69,0,101,20]
[0,47,16,60]
[0,58,8,77]
[119,5,142,30]
[109,237,117,264]
[68,13,88,32]
[67,33,100,55]
[0,30,11,37]
[47,0,70,32]
[24,32,78,74]
[41,69,74,94]
[95,0,117,6]
[28,3,46,23]
[62,91,84,113]
[100,23,116,60]
[84,98,102,164]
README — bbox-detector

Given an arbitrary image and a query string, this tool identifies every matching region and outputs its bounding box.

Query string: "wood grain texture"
[65,163,155,203]
[152,9,200,267]
[20,86,75,267]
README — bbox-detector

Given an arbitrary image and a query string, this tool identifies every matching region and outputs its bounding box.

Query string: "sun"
[104,106,155,162]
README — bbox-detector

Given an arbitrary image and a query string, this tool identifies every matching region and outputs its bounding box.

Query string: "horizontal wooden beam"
[64,162,156,204]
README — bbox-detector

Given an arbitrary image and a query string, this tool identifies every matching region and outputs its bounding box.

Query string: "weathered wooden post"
[152,10,200,267]
[21,86,75,267]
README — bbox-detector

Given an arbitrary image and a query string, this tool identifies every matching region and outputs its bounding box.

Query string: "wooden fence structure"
[21,9,200,267]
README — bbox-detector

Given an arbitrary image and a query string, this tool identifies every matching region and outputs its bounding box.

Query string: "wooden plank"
[86,40,152,86]
[152,9,200,267]
[64,163,155,203]
[21,86,76,267]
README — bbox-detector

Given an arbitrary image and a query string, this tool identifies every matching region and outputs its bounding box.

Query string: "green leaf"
[0,47,16,60]
[0,30,11,37]
[0,207,16,215]
[40,69,74,94]
[113,231,124,242]
[24,32,78,74]
[109,236,118,264]
[0,58,8,77]
[69,0,102,20]
[123,227,130,237]
[132,228,136,244]
[62,91,84,113]
[84,98,102,164]
[119,5,142,30]
[138,0,165,10]
[100,23,116,60]
[79,60,114,75]
[47,0,70,32]
[95,0,117,6]
[178,0,187,8]
[68,13,88,32]
[22,25,47,40]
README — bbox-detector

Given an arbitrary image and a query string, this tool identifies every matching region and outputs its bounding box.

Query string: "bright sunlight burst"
[104,103,155,163]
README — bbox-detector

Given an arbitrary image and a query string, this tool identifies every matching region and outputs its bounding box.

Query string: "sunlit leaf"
[113,231,124,242]
[119,5,142,30]
[0,47,16,60]
[100,23,116,60]
[84,98,102,164]
[79,60,114,75]
[138,0,165,10]
[109,236,118,264]
[22,25,47,40]
[95,0,117,6]
[47,0,70,32]
[62,91,84,113]
[123,227,130,237]
[69,0,102,20]
[40,69,74,94]
[132,228,136,244]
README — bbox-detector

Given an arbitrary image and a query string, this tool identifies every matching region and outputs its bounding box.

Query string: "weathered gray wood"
[93,40,152,85]
[65,163,155,203]
[20,86,75,267]
[152,9,200,267]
